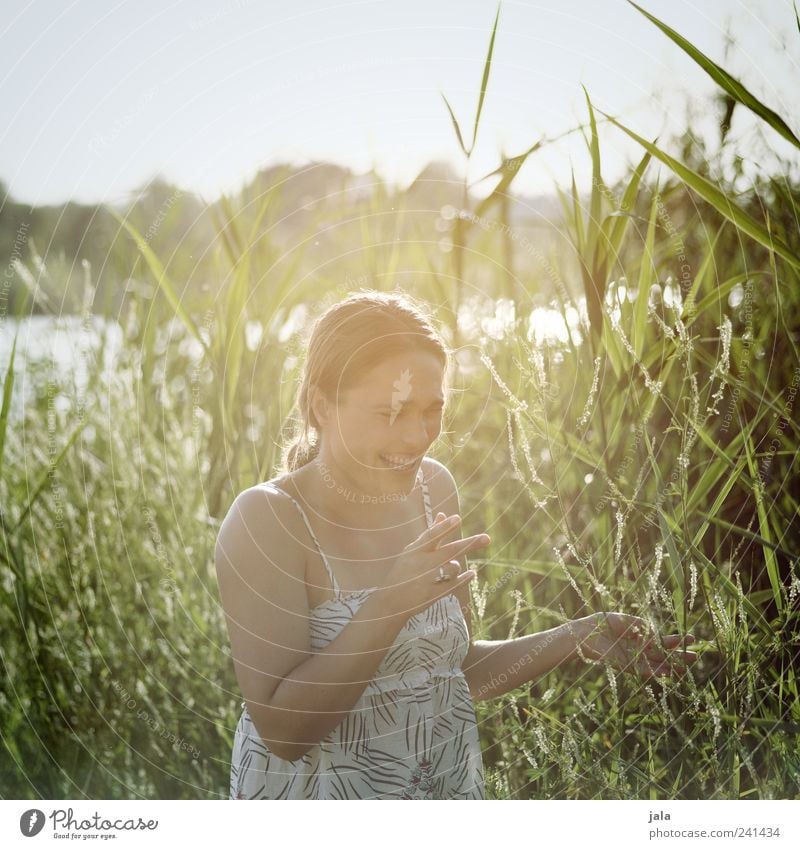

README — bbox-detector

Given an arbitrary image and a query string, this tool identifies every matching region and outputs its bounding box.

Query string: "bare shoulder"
[215,481,312,711]
[215,481,305,571]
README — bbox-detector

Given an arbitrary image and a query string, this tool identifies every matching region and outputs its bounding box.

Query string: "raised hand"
[379,511,490,618]
[574,612,698,679]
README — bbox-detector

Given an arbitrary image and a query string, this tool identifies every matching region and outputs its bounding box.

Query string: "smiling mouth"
[379,454,420,470]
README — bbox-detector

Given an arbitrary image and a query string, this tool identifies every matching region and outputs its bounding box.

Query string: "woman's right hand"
[378,512,490,619]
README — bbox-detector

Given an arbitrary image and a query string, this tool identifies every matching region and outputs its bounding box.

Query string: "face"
[313,349,445,495]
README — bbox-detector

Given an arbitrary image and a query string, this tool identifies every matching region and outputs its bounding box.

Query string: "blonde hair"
[279,290,451,473]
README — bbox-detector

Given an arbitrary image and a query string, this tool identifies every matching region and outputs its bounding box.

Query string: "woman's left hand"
[574,612,698,679]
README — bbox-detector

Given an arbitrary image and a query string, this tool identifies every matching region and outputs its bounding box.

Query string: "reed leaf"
[679,226,725,324]
[582,86,603,268]
[472,3,502,153]
[688,455,747,547]
[112,211,209,354]
[473,139,543,221]
[696,513,798,564]
[12,418,89,533]
[632,189,659,359]
[742,428,783,613]
[214,192,246,267]
[598,114,800,270]
[628,1,800,150]
[603,147,652,266]
[685,270,767,327]
[657,510,687,632]
[600,308,626,381]
[0,333,17,481]
[440,94,469,158]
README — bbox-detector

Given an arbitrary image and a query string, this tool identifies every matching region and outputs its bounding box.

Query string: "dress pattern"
[228,462,485,799]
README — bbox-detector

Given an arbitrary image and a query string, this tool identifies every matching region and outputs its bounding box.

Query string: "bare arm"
[424,459,584,700]
[262,588,413,760]
[215,486,411,763]
[462,627,581,701]
[425,460,696,701]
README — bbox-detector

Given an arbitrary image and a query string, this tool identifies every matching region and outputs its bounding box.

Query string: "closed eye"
[378,405,443,418]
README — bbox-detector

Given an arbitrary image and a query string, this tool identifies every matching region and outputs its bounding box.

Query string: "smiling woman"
[215,290,491,799]
[214,289,696,800]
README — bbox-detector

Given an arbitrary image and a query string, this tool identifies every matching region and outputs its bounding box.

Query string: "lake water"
[0,303,583,415]
[0,315,124,414]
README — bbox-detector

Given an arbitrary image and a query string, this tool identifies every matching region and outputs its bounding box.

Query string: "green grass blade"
[112,211,210,355]
[657,510,686,632]
[582,86,603,266]
[628,1,800,150]
[473,139,543,220]
[440,93,469,157]
[632,189,659,359]
[0,333,18,481]
[696,512,797,564]
[223,257,250,422]
[680,225,725,323]
[742,428,783,613]
[599,113,800,270]
[689,454,747,547]
[12,418,89,532]
[570,169,586,258]
[686,271,768,327]
[605,147,652,261]
[210,198,242,269]
[691,548,772,636]
[472,3,502,153]
[600,308,626,380]
[470,120,587,187]
[218,192,245,260]
[245,185,276,248]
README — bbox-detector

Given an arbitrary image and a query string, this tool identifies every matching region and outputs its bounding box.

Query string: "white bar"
[2,799,798,847]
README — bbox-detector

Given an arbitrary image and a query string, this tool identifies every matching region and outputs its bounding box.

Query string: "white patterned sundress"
[228,463,485,799]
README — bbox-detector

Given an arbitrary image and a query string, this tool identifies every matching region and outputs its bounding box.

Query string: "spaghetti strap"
[260,482,341,598]
[262,464,432,600]
[418,464,434,528]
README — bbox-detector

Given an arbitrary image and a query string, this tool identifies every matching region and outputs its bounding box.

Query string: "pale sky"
[1,0,797,207]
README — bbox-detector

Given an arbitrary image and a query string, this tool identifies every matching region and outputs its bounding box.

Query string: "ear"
[308,385,330,429]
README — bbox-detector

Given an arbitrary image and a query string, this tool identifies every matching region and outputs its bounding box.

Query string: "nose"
[398,412,436,451]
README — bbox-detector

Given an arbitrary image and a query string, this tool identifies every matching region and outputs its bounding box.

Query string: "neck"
[309,452,418,527]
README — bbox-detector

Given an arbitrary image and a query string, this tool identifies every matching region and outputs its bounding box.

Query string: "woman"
[215,290,696,800]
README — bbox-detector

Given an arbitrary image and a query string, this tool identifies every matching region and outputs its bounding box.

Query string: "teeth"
[381,454,417,467]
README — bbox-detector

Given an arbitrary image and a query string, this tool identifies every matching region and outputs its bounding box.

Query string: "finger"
[639,649,695,676]
[609,613,647,635]
[407,514,462,551]
[658,633,690,644]
[636,653,674,678]
[427,559,463,583]
[435,534,491,561]
[454,567,476,586]
[641,635,696,656]
[672,650,698,663]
